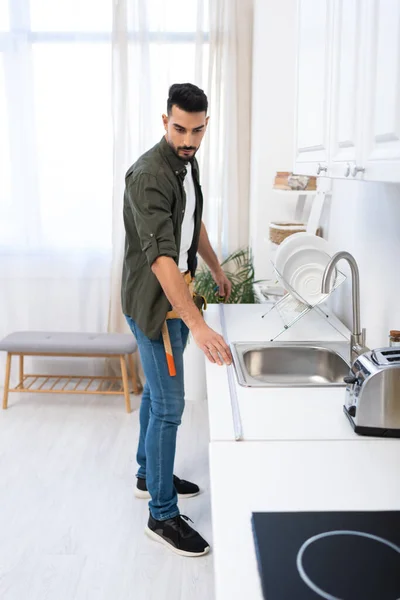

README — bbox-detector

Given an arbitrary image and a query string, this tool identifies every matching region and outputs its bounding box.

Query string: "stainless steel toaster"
[344,347,400,437]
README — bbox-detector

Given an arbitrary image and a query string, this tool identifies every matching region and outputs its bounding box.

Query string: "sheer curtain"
[109,0,253,398]
[109,0,253,332]
[0,0,253,387]
[0,0,113,382]
[203,0,253,258]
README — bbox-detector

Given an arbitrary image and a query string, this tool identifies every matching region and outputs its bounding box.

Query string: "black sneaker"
[145,512,210,557]
[135,474,200,500]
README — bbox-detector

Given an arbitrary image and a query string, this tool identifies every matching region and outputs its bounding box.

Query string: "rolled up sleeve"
[126,173,178,267]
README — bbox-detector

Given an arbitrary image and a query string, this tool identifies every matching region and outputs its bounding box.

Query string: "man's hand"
[211,268,232,302]
[198,223,232,302]
[192,322,232,366]
[151,257,232,366]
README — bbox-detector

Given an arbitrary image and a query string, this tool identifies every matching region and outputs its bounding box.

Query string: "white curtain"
[109,0,254,333]
[0,0,253,387]
[108,0,253,399]
[0,1,114,383]
[202,0,253,258]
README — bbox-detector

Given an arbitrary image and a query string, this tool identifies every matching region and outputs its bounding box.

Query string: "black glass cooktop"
[251,511,400,600]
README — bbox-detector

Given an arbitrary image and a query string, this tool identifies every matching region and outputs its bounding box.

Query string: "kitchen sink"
[231,341,350,388]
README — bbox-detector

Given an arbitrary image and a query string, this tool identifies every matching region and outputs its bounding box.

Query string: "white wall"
[249,0,298,281]
[323,180,400,349]
[250,0,400,349]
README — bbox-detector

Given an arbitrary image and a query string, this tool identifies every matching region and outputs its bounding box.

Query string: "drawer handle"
[317,163,327,175]
[351,165,365,177]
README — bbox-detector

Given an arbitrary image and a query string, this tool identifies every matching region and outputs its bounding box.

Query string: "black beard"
[166,137,197,162]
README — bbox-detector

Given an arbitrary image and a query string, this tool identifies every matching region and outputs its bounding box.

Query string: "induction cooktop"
[251,511,400,600]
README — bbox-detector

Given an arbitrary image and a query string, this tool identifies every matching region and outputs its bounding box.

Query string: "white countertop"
[204,304,400,600]
[205,304,381,442]
[210,440,400,600]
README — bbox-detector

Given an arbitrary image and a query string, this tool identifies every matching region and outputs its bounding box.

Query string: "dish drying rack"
[261,262,347,341]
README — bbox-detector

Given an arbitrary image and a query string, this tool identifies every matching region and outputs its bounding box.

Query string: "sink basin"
[231,341,350,387]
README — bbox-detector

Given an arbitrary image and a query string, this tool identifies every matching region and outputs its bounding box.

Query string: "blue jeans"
[125,315,190,521]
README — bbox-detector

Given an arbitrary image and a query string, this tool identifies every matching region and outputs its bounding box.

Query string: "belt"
[161,271,207,376]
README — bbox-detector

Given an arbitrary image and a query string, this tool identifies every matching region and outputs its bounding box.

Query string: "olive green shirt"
[121,136,203,339]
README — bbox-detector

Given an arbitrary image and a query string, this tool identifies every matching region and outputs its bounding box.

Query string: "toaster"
[344,347,400,437]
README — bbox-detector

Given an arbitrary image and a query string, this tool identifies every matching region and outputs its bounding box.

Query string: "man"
[121,83,232,557]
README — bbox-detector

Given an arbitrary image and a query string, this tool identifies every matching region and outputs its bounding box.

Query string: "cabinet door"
[362,0,400,182]
[329,0,365,178]
[294,0,333,176]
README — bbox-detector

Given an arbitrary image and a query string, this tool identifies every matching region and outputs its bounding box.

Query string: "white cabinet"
[294,0,400,182]
[294,0,332,175]
[329,0,364,178]
[362,0,400,182]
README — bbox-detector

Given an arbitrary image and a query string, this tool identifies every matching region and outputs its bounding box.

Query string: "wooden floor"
[0,391,214,600]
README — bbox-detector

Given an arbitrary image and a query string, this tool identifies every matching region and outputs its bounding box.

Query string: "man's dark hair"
[167,83,208,115]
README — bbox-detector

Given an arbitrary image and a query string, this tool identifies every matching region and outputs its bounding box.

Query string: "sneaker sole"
[145,526,210,557]
[135,489,200,500]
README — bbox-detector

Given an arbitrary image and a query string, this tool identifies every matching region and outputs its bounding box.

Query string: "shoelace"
[180,514,194,524]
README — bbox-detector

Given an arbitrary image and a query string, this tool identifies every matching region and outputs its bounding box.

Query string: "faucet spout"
[321,251,367,362]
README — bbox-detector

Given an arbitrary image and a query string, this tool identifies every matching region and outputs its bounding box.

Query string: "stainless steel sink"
[231,341,350,388]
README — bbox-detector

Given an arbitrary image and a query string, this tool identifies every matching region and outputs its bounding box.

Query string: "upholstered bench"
[0,331,141,413]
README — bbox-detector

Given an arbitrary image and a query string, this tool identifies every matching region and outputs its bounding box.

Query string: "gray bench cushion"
[0,332,137,355]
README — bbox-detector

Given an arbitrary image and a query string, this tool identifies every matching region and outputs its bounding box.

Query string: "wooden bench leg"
[127,353,141,395]
[3,353,12,409]
[120,355,132,413]
[19,355,24,388]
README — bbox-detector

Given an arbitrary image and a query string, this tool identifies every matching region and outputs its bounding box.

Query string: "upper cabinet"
[363,0,400,181]
[295,0,332,172]
[329,0,364,178]
[294,0,400,183]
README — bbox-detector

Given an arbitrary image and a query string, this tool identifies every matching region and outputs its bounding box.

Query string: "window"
[32,43,112,248]
[0,0,209,252]
[132,0,208,33]
[0,0,9,31]
[30,0,111,32]
[0,56,11,218]
[0,0,113,250]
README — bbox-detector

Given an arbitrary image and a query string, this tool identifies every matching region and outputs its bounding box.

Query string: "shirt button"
[175,170,179,175]
[150,233,154,237]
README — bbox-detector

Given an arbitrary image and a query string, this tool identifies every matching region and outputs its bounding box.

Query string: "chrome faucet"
[321,251,368,363]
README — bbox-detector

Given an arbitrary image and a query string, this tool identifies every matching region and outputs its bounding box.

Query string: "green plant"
[194,247,262,304]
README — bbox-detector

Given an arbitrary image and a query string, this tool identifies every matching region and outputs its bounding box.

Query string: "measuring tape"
[218,303,243,441]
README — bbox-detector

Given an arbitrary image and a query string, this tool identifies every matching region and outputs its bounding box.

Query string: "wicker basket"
[273,172,317,191]
[269,221,306,245]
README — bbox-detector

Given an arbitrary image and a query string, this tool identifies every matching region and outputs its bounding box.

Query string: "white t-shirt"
[178,162,196,272]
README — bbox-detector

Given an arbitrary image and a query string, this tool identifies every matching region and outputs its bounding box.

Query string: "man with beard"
[122,83,232,557]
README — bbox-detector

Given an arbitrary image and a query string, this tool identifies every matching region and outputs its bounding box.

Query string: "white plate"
[274,232,332,277]
[282,248,334,287]
[289,262,333,305]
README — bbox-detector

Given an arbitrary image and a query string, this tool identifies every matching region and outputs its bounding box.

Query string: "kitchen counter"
[205,304,383,442]
[210,440,400,600]
[204,305,400,600]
